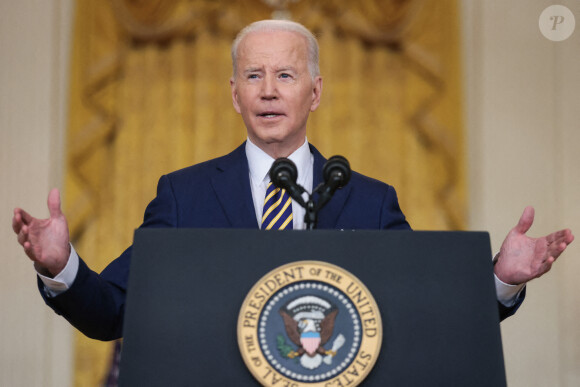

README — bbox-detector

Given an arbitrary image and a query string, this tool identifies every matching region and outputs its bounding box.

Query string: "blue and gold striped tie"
[261,182,293,230]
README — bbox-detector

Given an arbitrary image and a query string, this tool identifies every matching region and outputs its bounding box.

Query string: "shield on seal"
[300,331,321,355]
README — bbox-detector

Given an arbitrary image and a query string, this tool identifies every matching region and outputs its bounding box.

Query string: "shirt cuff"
[37,244,79,297]
[491,252,525,307]
[494,274,525,307]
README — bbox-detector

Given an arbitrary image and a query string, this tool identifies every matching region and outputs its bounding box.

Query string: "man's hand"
[495,206,574,285]
[12,188,71,277]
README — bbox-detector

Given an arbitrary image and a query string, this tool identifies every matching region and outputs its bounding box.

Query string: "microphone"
[269,158,307,208]
[322,155,351,192]
[315,155,351,209]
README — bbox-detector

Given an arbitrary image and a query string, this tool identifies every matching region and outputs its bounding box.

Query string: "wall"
[462,1,580,386]
[0,1,73,386]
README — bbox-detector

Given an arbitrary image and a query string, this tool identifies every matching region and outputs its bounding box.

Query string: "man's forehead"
[237,30,308,62]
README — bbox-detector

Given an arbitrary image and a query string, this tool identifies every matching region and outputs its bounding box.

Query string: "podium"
[118,229,506,386]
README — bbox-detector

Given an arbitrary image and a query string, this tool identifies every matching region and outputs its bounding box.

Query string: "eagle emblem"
[279,295,346,370]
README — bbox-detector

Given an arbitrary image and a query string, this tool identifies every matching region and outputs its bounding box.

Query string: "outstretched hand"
[494,206,574,285]
[12,188,71,277]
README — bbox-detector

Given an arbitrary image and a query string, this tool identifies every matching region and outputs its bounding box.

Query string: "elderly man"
[12,20,574,340]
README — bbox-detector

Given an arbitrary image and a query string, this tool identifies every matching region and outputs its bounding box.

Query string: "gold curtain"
[65,0,465,384]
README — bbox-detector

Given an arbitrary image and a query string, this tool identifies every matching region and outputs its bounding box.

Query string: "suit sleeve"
[38,175,178,340]
[497,288,526,321]
[380,185,411,230]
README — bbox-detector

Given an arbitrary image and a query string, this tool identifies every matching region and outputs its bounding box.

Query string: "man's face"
[231,30,322,158]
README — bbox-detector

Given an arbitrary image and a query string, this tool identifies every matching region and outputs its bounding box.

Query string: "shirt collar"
[246,137,311,187]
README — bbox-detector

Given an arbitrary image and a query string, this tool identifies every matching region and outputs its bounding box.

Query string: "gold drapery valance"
[107,0,424,43]
[65,0,465,384]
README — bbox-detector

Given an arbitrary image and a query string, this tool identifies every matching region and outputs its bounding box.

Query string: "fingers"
[561,229,575,244]
[22,239,31,253]
[22,240,38,262]
[546,228,574,244]
[16,225,37,261]
[13,208,35,245]
[17,224,28,245]
[545,229,574,258]
[547,240,572,261]
[514,206,535,235]
[47,188,62,219]
[12,209,22,233]
[13,208,40,261]
[12,208,33,232]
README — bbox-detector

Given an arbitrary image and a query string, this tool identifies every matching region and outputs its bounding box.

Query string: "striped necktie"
[261,181,293,230]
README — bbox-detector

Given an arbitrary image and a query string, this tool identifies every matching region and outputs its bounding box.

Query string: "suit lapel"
[210,143,259,228]
[309,145,352,229]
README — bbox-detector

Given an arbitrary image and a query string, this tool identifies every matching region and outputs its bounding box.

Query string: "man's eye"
[248,74,259,79]
[280,73,291,79]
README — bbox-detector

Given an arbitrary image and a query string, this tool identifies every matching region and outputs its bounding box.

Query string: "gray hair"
[231,19,320,79]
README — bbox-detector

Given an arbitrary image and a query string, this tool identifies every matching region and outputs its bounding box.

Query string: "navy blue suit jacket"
[41,143,522,340]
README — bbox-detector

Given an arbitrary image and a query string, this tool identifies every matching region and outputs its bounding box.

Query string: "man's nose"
[260,74,278,100]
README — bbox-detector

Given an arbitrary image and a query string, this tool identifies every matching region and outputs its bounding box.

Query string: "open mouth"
[258,111,284,118]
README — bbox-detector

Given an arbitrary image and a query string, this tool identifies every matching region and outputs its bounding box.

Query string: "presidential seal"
[238,261,382,387]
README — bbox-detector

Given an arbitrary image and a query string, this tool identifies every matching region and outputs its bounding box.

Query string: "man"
[12,20,574,341]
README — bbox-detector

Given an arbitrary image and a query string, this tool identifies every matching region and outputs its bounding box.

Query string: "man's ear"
[310,76,323,112]
[230,78,241,114]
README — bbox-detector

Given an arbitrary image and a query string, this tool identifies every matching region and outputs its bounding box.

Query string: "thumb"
[47,188,63,219]
[513,206,534,235]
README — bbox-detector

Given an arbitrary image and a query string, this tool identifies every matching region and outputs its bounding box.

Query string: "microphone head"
[323,155,351,188]
[269,158,298,187]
